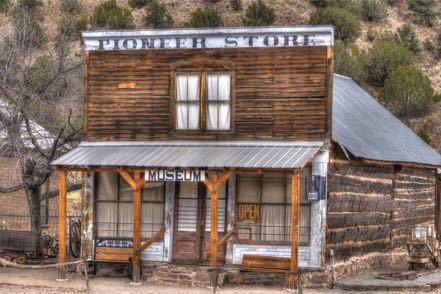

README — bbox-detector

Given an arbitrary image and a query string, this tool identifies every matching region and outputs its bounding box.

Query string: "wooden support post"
[287,171,300,289]
[132,171,142,284]
[203,170,233,287]
[57,170,67,280]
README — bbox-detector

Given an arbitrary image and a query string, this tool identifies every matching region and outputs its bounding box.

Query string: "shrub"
[437,30,441,57]
[380,65,434,118]
[90,0,133,29]
[406,0,435,26]
[365,40,413,86]
[17,0,41,11]
[394,24,420,54]
[190,6,222,28]
[361,0,387,22]
[0,0,10,15]
[243,0,275,26]
[310,7,361,43]
[366,28,377,42]
[128,0,151,9]
[423,39,434,52]
[311,0,360,14]
[144,1,173,29]
[230,0,242,11]
[57,15,87,40]
[60,0,81,14]
[387,0,400,5]
[26,55,55,93]
[12,9,45,48]
[334,39,367,83]
[417,123,431,144]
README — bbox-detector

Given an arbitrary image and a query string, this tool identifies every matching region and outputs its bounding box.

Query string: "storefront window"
[236,170,311,245]
[96,172,165,239]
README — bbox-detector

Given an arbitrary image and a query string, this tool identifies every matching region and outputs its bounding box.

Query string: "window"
[96,173,165,239]
[175,72,231,131]
[236,169,311,245]
[39,179,50,226]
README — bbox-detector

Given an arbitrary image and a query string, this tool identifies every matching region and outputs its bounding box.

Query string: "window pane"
[176,103,188,129]
[142,203,164,238]
[207,74,218,101]
[118,202,133,237]
[97,202,118,237]
[176,74,188,101]
[287,167,310,204]
[237,175,260,203]
[119,177,133,201]
[142,182,165,202]
[285,204,311,244]
[218,74,230,100]
[188,103,200,129]
[218,103,230,130]
[97,173,118,201]
[262,174,285,203]
[261,205,285,241]
[187,74,200,100]
[206,104,218,130]
[178,182,198,231]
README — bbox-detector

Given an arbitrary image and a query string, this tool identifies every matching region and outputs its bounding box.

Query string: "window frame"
[94,173,166,240]
[234,170,312,246]
[171,65,235,135]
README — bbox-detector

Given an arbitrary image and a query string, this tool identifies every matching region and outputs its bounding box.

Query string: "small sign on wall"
[238,204,260,222]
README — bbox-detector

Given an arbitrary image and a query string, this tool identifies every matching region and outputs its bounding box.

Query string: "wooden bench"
[95,247,133,262]
[240,254,291,273]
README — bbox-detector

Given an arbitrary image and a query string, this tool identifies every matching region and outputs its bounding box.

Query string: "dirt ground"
[1,267,441,294]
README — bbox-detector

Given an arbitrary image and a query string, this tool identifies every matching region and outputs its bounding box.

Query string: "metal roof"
[333,74,441,167]
[51,141,323,170]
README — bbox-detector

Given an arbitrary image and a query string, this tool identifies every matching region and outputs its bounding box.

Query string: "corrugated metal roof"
[51,141,323,169]
[333,74,441,167]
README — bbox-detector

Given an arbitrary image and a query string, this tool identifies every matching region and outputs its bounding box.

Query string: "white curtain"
[207,73,231,130]
[176,74,200,130]
[118,203,133,238]
[261,206,285,241]
[142,182,165,238]
[97,173,118,237]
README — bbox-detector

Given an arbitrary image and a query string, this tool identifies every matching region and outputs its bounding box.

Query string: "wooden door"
[172,181,227,264]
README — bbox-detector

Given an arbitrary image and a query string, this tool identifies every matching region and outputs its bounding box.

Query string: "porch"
[51,140,328,288]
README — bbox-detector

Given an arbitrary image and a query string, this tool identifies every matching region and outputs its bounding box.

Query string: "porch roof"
[51,140,323,170]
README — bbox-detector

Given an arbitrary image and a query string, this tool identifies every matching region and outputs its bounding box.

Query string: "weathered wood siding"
[84,47,329,141]
[327,158,436,260]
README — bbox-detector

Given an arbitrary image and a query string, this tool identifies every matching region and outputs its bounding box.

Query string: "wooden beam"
[209,172,219,269]
[57,170,67,280]
[288,172,300,287]
[118,169,137,190]
[132,171,142,283]
[217,229,234,250]
[139,227,166,252]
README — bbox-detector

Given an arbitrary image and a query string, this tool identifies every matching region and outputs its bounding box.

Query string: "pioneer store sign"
[146,169,205,181]
[82,26,334,51]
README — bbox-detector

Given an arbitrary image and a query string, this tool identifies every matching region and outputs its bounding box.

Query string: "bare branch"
[0,183,25,193]
[39,183,82,201]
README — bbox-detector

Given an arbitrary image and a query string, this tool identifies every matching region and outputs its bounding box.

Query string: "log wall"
[84,47,330,141]
[327,158,436,260]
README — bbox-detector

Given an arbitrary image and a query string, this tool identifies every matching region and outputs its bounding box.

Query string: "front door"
[172,181,227,263]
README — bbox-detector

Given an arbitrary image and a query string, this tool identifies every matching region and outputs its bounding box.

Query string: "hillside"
[0,0,440,152]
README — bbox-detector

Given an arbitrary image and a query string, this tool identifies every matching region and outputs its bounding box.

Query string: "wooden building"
[51,26,441,286]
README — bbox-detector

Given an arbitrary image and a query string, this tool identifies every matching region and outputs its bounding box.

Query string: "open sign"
[238,204,260,222]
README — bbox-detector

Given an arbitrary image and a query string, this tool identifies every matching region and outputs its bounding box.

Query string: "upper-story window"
[175,72,231,131]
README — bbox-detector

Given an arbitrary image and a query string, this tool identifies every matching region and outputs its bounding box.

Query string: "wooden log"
[286,172,300,287]
[139,227,166,252]
[132,172,142,283]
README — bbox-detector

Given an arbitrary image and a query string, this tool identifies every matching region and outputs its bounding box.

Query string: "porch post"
[132,171,142,284]
[57,170,67,280]
[210,173,219,270]
[288,171,300,288]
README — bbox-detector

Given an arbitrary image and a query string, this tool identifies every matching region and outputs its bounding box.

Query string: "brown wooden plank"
[132,172,142,283]
[58,170,67,279]
[96,247,133,254]
[96,253,131,261]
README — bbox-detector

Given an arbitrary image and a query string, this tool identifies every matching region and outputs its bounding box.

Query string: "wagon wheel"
[69,219,81,258]
[15,254,27,264]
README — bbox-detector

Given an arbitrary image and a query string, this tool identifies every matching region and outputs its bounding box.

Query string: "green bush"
[394,24,420,54]
[311,0,360,15]
[230,0,242,11]
[57,15,87,40]
[361,0,387,21]
[366,28,377,42]
[387,0,400,5]
[365,40,413,86]
[128,0,151,9]
[417,122,431,144]
[60,0,81,14]
[144,1,173,28]
[406,0,435,26]
[334,39,367,83]
[90,0,133,29]
[423,38,434,52]
[26,55,55,93]
[190,6,222,28]
[12,9,45,48]
[310,7,361,43]
[17,0,41,11]
[380,65,434,118]
[0,0,10,14]
[243,0,275,26]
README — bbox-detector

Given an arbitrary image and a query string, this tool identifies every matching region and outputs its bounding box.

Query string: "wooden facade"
[84,47,330,141]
